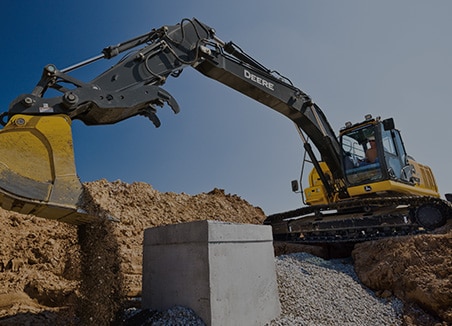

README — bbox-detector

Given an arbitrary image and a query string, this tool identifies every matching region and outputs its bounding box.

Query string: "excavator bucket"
[0,114,96,224]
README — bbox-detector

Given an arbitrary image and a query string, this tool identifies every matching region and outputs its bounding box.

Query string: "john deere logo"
[364,185,372,192]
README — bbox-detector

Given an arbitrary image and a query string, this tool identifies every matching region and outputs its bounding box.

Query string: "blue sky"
[1,1,451,214]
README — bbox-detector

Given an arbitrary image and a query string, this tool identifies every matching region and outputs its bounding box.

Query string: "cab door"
[380,125,408,181]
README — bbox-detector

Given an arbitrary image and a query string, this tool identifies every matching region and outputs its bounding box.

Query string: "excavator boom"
[0,18,344,223]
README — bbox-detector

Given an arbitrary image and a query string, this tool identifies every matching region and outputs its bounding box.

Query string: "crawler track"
[264,196,452,243]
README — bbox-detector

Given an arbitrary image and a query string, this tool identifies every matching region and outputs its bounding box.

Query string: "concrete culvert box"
[142,220,281,326]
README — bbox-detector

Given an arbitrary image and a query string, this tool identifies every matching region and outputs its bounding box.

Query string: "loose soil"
[0,179,450,325]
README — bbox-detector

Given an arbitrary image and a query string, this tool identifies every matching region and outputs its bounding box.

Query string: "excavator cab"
[341,118,385,186]
[341,116,410,186]
[340,115,438,198]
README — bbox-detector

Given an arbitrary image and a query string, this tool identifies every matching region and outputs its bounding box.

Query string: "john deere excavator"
[0,18,450,241]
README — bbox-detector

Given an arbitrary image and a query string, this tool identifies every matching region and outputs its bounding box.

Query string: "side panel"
[408,159,439,193]
[347,179,440,198]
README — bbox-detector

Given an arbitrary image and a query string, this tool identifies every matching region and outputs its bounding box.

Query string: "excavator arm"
[0,18,344,224]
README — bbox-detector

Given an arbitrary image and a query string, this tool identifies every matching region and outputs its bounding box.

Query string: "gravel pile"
[123,252,403,325]
[122,306,205,325]
[269,253,403,326]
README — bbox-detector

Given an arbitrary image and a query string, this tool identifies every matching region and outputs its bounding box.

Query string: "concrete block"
[142,220,280,326]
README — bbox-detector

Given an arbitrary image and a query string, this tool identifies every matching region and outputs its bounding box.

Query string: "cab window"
[341,125,383,185]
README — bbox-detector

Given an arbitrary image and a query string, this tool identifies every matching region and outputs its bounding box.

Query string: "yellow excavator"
[0,18,450,241]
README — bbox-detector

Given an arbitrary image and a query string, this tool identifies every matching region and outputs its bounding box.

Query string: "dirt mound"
[0,179,265,325]
[0,179,450,325]
[0,212,80,325]
[352,221,452,325]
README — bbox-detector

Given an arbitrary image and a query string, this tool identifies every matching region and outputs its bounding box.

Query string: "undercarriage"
[264,196,452,243]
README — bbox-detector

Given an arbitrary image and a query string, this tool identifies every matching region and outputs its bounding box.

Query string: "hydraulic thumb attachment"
[0,18,213,223]
[0,19,201,223]
[0,114,94,224]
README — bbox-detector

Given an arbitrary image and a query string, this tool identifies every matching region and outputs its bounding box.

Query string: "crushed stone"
[268,253,403,326]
